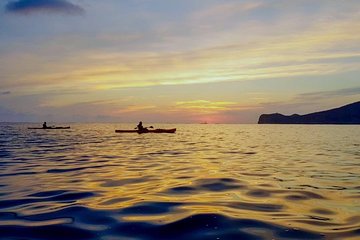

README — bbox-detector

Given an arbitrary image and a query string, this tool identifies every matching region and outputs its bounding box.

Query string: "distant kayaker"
[42,122,48,129]
[136,121,145,131]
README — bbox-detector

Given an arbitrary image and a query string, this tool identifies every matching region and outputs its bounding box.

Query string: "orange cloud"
[175,100,237,114]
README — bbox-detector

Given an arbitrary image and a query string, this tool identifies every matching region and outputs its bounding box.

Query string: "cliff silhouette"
[258,101,360,124]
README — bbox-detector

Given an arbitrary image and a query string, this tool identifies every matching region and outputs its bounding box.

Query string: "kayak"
[115,128,176,134]
[28,127,71,129]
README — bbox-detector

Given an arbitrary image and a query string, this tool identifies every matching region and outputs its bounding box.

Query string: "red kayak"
[115,128,176,134]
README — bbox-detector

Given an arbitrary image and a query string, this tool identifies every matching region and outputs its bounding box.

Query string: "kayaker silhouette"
[135,121,153,132]
[116,122,174,133]
[136,121,145,131]
[42,122,48,129]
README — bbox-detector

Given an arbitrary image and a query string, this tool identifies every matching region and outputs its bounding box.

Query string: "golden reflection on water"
[0,123,359,239]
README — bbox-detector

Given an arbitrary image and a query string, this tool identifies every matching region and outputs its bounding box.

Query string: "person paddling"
[135,121,152,133]
[42,122,48,129]
[136,121,144,131]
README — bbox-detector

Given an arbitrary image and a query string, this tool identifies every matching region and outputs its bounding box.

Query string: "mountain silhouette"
[258,101,360,124]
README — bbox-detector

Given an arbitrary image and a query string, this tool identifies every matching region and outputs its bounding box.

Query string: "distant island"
[258,101,360,124]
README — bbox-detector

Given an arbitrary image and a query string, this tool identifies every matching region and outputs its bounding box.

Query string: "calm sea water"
[0,123,359,240]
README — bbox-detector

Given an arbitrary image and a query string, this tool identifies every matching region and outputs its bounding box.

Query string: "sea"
[0,123,359,240]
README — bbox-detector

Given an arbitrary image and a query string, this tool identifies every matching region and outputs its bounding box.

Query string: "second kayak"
[28,127,71,129]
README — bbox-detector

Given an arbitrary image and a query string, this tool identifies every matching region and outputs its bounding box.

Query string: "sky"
[0,0,359,123]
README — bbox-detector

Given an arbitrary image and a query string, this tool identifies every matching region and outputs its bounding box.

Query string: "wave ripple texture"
[0,123,359,239]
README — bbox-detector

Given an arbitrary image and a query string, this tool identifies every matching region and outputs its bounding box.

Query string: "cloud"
[1,91,11,95]
[2,10,359,91]
[0,106,34,122]
[5,0,85,15]
[175,100,237,114]
[1,0,359,92]
[297,87,360,100]
[195,1,265,21]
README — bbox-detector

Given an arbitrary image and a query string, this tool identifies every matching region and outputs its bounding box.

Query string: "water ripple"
[0,123,359,239]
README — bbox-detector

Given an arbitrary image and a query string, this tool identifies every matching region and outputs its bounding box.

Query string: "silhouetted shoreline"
[258,101,360,124]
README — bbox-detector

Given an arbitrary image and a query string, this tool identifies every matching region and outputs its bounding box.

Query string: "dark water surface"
[0,123,359,239]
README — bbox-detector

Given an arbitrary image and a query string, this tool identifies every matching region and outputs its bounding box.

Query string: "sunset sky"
[0,0,359,123]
